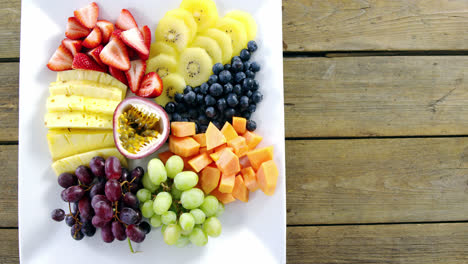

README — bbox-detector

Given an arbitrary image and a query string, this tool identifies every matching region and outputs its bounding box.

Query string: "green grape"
[180,228,192,236]
[190,209,206,224]
[166,155,184,179]
[180,188,205,209]
[153,192,172,215]
[161,211,177,225]
[141,200,154,218]
[216,202,225,217]
[136,188,152,202]
[179,213,195,232]
[150,214,163,228]
[142,172,158,192]
[175,235,190,247]
[174,171,198,191]
[164,224,181,245]
[203,216,222,237]
[200,195,219,217]
[161,224,167,234]
[148,158,167,185]
[189,227,208,246]
[171,184,183,200]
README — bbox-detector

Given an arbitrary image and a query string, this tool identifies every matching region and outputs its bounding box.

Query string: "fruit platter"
[18,0,285,263]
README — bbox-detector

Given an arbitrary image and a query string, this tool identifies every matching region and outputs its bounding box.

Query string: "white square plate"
[18,0,285,263]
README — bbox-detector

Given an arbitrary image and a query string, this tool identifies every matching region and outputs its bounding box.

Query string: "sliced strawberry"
[65,17,91,40]
[115,9,138,30]
[99,37,130,71]
[96,20,114,44]
[82,27,102,49]
[110,29,123,41]
[87,45,104,66]
[109,66,128,86]
[127,47,139,60]
[72,53,106,72]
[138,26,151,60]
[61,38,82,56]
[74,2,99,29]
[125,60,146,93]
[136,72,163,98]
[47,45,73,71]
[121,28,149,58]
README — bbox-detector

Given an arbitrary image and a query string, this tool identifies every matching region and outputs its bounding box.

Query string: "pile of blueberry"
[164,41,262,133]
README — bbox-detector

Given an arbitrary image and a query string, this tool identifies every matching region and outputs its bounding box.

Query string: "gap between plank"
[285,134,468,141]
[0,58,20,63]
[287,220,468,227]
[284,50,468,58]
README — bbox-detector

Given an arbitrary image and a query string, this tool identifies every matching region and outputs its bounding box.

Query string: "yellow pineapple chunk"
[44,112,113,129]
[49,80,123,101]
[46,95,120,115]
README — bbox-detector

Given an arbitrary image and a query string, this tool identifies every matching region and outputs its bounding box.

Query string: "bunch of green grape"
[136,155,224,247]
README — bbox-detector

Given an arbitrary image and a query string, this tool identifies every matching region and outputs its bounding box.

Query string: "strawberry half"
[99,37,130,71]
[96,20,114,44]
[65,17,91,40]
[72,53,106,72]
[74,2,99,29]
[61,38,82,56]
[87,45,104,66]
[138,25,151,60]
[121,28,149,57]
[109,66,128,86]
[82,27,102,49]
[125,60,146,93]
[47,44,73,71]
[110,29,123,41]
[115,9,138,30]
[136,72,163,98]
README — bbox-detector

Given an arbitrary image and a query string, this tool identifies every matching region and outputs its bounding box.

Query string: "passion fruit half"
[113,97,170,159]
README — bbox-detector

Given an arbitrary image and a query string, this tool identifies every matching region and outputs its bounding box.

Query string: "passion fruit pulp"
[113,97,169,159]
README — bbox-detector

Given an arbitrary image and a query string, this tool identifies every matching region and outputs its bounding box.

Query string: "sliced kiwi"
[155,73,186,106]
[149,42,179,59]
[146,54,178,79]
[178,47,213,87]
[226,10,257,41]
[217,17,248,57]
[191,36,222,64]
[155,16,191,52]
[165,8,198,41]
[202,28,233,64]
[180,0,218,32]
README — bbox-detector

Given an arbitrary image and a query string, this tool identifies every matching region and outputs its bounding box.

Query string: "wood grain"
[288,223,468,264]
[0,229,19,264]
[286,138,468,225]
[0,63,18,142]
[285,56,468,138]
[0,0,20,58]
[0,145,18,227]
[283,0,468,52]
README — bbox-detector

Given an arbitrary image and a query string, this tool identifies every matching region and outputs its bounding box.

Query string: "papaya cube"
[200,166,221,194]
[215,148,240,176]
[199,147,214,154]
[246,146,274,170]
[232,175,249,202]
[227,136,249,157]
[211,189,236,204]
[171,122,196,137]
[242,131,263,150]
[206,122,226,150]
[181,155,195,171]
[210,146,233,162]
[158,151,174,164]
[169,135,200,157]
[218,173,235,193]
[232,117,247,134]
[257,160,279,196]
[241,167,259,192]
[188,152,213,172]
[239,155,251,169]
[221,122,238,142]
[192,133,206,147]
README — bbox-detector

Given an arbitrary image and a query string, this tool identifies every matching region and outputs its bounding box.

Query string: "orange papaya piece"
[199,147,214,155]
[171,122,196,137]
[215,148,240,176]
[257,160,279,196]
[158,151,174,164]
[192,133,207,147]
[200,166,221,194]
[232,175,249,202]
[211,189,236,204]
[206,122,226,150]
[218,173,236,193]
[239,155,251,169]
[242,131,263,150]
[241,167,259,192]
[188,152,213,172]
[227,136,249,157]
[209,146,233,162]
[246,146,274,170]
[221,122,238,142]
[232,117,247,134]
[169,135,200,157]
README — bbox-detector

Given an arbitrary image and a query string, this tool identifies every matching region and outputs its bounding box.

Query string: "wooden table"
[2,0,468,263]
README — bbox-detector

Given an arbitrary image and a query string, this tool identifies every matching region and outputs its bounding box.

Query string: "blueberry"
[205,94,216,106]
[218,70,232,84]
[208,75,218,85]
[231,56,242,64]
[233,84,242,95]
[181,117,189,122]
[205,106,217,118]
[250,62,261,72]
[212,63,224,75]
[176,102,187,113]
[247,41,258,52]
[234,72,246,83]
[246,120,257,131]
[252,91,263,103]
[172,113,182,121]
[198,113,209,125]
[224,108,236,120]
[165,102,176,113]
[196,94,204,105]
[217,98,227,111]
[209,83,223,97]
[242,111,251,119]
[244,61,252,71]
[245,70,255,79]
[226,93,239,107]
[194,86,201,94]
[223,83,233,94]
[200,83,209,94]
[239,96,249,110]
[224,64,232,71]
[174,93,184,103]
[240,49,251,61]
[184,86,193,94]
[252,80,259,91]
[231,60,244,72]
[248,104,256,113]
[199,125,208,133]
[184,91,196,104]
[242,78,254,91]
[188,109,199,119]
[246,90,253,97]
[212,120,222,129]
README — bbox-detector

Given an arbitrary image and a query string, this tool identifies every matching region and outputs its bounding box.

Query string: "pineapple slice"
[56,70,127,98]
[52,148,127,176]
[47,95,120,115]
[45,112,113,129]
[47,129,115,160]
[49,80,123,101]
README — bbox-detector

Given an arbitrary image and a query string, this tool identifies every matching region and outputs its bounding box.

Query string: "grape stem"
[128,238,135,253]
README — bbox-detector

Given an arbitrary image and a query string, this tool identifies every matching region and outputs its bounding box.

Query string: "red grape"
[61,186,85,202]
[51,209,65,222]
[122,192,139,209]
[71,224,84,240]
[91,215,109,228]
[126,224,146,243]
[57,173,77,188]
[105,156,122,180]
[81,221,96,237]
[119,207,141,225]
[65,215,76,227]
[90,156,106,178]
[75,165,94,185]
[91,194,110,208]
[120,168,130,182]
[78,196,93,221]
[105,179,122,202]
[111,221,127,241]
[94,201,113,222]
[89,180,105,198]
[101,222,115,243]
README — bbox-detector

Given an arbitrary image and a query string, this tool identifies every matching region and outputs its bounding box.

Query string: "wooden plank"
[0,229,19,264]
[283,0,468,52]
[0,145,17,227]
[287,138,468,225]
[288,223,468,264]
[0,63,18,142]
[285,56,468,138]
[0,0,20,58]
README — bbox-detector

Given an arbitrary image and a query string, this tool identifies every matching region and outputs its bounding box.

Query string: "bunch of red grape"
[51,156,151,247]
